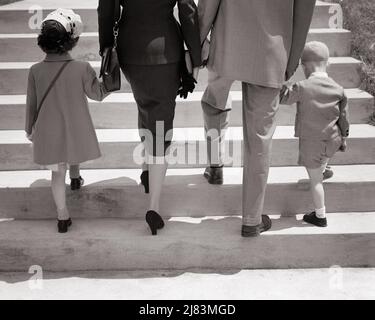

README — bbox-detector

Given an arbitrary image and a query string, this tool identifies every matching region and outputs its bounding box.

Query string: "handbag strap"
[32,60,71,128]
[113,0,121,48]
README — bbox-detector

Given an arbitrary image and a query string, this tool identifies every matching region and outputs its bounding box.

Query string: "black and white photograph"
[0,0,374,303]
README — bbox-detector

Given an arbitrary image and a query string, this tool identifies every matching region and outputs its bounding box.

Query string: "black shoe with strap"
[57,218,72,233]
[242,215,272,237]
[70,176,84,191]
[303,212,327,227]
[323,166,334,181]
[204,166,224,185]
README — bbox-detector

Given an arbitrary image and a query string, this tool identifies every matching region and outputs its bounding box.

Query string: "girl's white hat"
[42,8,83,38]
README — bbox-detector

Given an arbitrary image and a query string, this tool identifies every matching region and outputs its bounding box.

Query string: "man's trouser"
[202,70,280,226]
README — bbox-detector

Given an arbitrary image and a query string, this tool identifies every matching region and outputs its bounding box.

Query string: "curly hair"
[38,20,79,54]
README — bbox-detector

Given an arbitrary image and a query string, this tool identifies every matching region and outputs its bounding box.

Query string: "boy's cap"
[301,41,330,63]
[42,8,83,38]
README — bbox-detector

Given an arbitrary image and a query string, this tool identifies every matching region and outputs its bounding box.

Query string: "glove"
[177,51,197,99]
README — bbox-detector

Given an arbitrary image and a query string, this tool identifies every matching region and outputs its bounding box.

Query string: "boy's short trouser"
[298,136,343,169]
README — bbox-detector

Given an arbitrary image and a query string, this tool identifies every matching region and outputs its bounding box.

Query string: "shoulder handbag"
[29,60,71,140]
[100,0,122,92]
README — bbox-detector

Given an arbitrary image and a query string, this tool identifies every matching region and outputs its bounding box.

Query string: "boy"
[280,41,350,227]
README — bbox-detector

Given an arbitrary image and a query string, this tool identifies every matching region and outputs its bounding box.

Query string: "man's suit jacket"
[98,0,201,67]
[198,0,316,88]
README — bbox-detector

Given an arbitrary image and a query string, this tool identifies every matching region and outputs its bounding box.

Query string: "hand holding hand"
[26,132,33,142]
[201,38,210,68]
[339,138,347,152]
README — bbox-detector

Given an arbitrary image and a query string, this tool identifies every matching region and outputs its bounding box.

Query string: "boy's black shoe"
[204,166,223,185]
[242,215,272,237]
[323,166,334,180]
[303,212,327,227]
[71,176,84,191]
[57,218,72,233]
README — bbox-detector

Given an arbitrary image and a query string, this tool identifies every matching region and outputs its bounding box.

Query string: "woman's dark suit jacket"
[98,0,202,67]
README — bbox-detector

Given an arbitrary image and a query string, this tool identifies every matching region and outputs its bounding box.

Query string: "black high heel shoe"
[146,211,164,236]
[57,218,72,233]
[140,171,149,194]
[71,176,84,191]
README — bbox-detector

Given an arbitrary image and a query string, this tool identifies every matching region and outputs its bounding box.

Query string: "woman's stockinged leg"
[69,164,80,179]
[306,165,326,212]
[51,164,69,220]
[148,154,168,213]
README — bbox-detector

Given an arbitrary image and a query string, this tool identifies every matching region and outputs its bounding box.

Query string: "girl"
[25,9,108,233]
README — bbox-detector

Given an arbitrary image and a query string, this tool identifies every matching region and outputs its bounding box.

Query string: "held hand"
[339,139,347,152]
[26,132,33,142]
[201,38,210,68]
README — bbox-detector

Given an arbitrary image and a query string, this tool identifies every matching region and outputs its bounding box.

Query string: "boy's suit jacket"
[280,74,350,140]
[198,0,316,88]
[98,0,201,67]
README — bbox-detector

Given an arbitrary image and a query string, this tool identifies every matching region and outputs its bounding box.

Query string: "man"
[198,0,316,237]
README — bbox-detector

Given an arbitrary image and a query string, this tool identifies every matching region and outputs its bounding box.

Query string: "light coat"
[26,53,108,165]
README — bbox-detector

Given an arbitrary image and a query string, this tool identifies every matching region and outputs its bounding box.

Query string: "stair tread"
[0,57,361,70]
[1,212,374,240]
[1,165,375,188]
[0,88,372,105]
[0,28,352,39]
[0,124,373,144]
[0,0,333,11]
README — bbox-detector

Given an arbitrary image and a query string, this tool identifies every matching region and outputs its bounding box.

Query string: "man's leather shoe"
[203,166,223,185]
[242,215,272,237]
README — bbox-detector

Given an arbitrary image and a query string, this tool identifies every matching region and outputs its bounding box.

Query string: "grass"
[332,0,375,110]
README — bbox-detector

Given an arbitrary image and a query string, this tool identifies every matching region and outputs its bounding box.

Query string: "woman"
[98,0,201,235]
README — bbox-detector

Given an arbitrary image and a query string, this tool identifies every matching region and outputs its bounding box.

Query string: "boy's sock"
[315,206,326,219]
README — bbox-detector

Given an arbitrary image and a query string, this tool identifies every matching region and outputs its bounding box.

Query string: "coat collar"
[44,53,73,62]
[310,71,329,78]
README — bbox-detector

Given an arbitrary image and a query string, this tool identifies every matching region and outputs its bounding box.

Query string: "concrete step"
[0,212,374,271]
[0,1,343,34]
[0,89,374,130]
[0,89,372,130]
[0,29,352,62]
[0,124,374,170]
[0,57,363,95]
[1,165,375,219]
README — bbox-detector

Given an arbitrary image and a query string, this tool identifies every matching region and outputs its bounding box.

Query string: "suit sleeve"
[25,69,37,135]
[98,0,116,55]
[83,63,109,102]
[285,0,316,80]
[280,82,302,105]
[198,0,221,44]
[177,0,202,67]
[338,91,350,137]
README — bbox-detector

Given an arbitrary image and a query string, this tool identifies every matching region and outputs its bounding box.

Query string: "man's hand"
[285,66,298,81]
[26,132,33,142]
[201,38,210,68]
[339,138,347,152]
